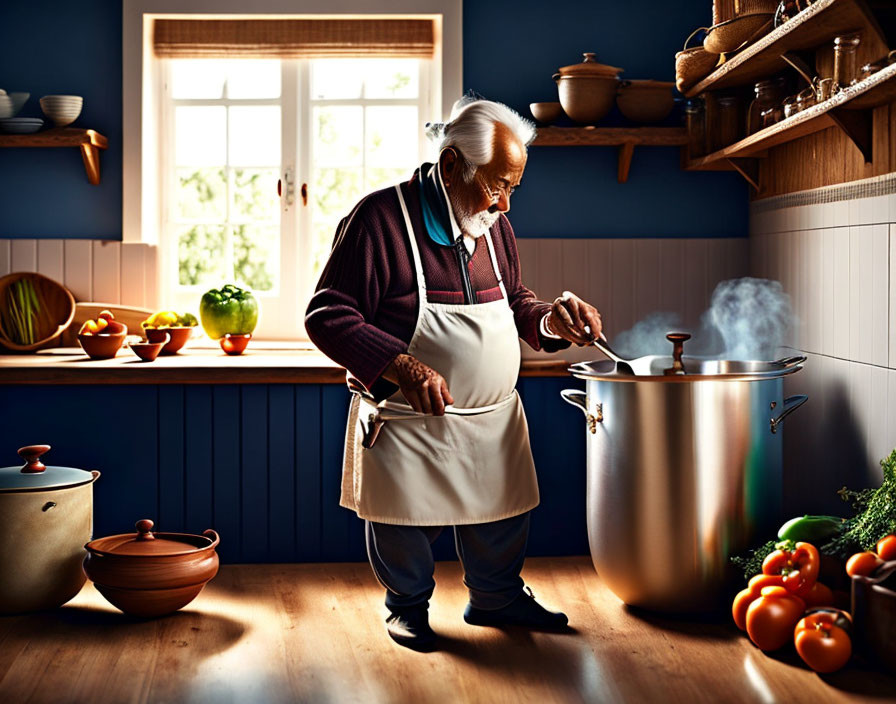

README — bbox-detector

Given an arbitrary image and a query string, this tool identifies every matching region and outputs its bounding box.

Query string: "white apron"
[339,185,540,525]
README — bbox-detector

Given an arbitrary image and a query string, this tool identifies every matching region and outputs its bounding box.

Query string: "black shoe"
[385,605,437,651]
[463,587,569,631]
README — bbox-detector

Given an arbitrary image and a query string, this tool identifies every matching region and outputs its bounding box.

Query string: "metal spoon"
[591,334,635,375]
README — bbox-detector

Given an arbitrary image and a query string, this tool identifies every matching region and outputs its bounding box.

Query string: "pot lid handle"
[18,444,51,474]
[135,519,156,541]
[664,332,691,375]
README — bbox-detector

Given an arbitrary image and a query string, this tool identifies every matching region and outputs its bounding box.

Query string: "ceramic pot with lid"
[553,53,623,124]
[0,445,100,613]
[84,518,220,617]
[561,333,808,612]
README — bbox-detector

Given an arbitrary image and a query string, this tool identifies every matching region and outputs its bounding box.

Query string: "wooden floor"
[1,557,895,704]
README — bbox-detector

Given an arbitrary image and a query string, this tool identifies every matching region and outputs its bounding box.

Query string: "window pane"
[311,59,363,99]
[176,106,226,166]
[233,224,277,292]
[229,106,280,166]
[367,167,408,194]
[176,168,227,220]
[313,107,362,166]
[225,59,281,99]
[178,225,227,286]
[171,60,226,99]
[232,168,279,223]
[311,167,363,283]
[364,60,418,98]
[366,106,418,168]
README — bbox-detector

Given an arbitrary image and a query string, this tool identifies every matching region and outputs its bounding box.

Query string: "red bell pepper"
[761,541,820,598]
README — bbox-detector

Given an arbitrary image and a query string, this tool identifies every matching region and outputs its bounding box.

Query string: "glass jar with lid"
[747,76,788,135]
[833,33,862,91]
[684,98,707,158]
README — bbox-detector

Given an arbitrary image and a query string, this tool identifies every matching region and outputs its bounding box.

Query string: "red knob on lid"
[135,519,156,540]
[18,445,51,473]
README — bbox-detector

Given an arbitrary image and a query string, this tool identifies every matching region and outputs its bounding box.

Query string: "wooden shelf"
[0,127,109,185]
[686,61,896,187]
[531,127,688,182]
[685,0,888,97]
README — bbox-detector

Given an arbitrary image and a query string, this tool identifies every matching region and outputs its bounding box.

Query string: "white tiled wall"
[0,239,157,308]
[752,188,896,513]
[518,237,750,362]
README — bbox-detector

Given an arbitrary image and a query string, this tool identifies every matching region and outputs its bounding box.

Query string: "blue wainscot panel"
[0,378,587,563]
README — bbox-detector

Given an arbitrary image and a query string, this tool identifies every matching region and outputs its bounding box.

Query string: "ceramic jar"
[552,53,623,124]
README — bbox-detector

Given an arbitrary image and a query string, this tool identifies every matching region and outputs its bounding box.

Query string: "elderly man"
[305,96,602,651]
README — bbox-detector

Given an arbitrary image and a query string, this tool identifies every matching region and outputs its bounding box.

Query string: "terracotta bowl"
[529,101,564,124]
[851,559,896,670]
[83,519,220,618]
[616,80,676,123]
[220,333,251,356]
[554,75,619,124]
[145,326,192,354]
[129,333,168,362]
[78,332,126,360]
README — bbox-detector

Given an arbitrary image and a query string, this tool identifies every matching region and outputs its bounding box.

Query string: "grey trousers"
[365,511,530,612]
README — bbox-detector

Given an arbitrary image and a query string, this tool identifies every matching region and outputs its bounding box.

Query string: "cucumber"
[777,515,844,543]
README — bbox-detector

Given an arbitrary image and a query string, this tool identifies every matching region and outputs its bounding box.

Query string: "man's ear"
[439,147,459,187]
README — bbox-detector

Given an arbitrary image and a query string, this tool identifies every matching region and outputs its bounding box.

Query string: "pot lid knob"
[135,519,156,541]
[18,445,51,474]
[665,332,692,375]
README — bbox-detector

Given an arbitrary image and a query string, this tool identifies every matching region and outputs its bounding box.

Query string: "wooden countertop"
[0,343,572,384]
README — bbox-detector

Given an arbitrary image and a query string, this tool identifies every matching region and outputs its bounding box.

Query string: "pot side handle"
[772,355,807,368]
[560,389,603,434]
[203,529,221,549]
[770,394,808,434]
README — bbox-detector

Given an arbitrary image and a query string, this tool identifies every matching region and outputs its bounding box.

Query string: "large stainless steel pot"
[561,341,807,612]
[0,445,100,613]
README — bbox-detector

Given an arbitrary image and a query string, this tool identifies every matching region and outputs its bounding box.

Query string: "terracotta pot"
[84,519,220,618]
[145,326,192,354]
[220,332,251,355]
[616,80,676,123]
[78,332,125,360]
[0,445,100,613]
[129,333,168,362]
[553,53,622,124]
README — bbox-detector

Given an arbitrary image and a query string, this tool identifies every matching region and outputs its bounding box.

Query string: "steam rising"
[611,277,793,361]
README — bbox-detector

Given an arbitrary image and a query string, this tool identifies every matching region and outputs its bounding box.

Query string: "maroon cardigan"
[305,171,569,399]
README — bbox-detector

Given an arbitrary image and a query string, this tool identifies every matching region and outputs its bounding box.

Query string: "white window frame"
[122,0,462,335]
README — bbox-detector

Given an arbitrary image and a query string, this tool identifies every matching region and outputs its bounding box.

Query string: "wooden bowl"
[145,326,193,354]
[529,102,564,124]
[78,332,126,360]
[616,80,676,123]
[83,519,220,618]
[0,272,75,352]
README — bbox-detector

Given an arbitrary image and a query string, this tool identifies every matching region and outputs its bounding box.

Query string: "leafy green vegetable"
[731,539,779,581]
[2,278,42,345]
[820,448,896,559]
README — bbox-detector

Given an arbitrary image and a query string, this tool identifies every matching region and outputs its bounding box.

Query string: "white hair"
[426,97,536,183]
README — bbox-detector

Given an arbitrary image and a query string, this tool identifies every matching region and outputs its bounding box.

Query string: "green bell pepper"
[199,284,258,340]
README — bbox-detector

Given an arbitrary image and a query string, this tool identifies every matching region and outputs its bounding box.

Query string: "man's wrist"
[540,313,561,340]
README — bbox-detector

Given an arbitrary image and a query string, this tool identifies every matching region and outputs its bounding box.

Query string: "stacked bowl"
[39,95,83,127]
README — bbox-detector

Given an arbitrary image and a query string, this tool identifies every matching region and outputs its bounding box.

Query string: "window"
[123,1,462,339]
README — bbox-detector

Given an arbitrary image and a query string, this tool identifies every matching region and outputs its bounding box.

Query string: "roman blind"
[152,18,436,59]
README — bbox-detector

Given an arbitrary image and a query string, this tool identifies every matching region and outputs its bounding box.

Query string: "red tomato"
[762,542,820,597]
[746,585,806,651]
[98,309,115,322]
[876,534,896,562]
[794,611,852,673]
[803,581,835,608]
[846,551,884,577]
[732,574,784,631]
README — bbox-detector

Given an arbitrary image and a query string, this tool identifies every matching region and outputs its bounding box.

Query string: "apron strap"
[395,185,428,324]
[483,229,508,301]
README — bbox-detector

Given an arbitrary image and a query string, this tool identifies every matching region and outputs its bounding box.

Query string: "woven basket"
[713,0,737,25]
[676,27,720,93]
[735,0,779,14]
[704,13,774,55]
[0,272,75,352]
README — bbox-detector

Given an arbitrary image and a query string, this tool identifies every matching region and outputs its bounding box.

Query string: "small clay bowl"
[83,519,220,618]
[220,333,251,355]
[78,332,126,360]
[529,101,564,124]
[145,326,192,354]
[129,332,169,362]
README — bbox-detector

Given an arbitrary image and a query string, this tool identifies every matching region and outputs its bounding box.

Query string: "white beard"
[455,204,500,238]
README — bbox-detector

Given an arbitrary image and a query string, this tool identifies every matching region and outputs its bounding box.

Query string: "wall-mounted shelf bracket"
[828,107,873,163]
[727,157,761,190]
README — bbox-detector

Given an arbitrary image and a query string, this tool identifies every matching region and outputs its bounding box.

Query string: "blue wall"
[0,0,745,240]
[0,377,588,563]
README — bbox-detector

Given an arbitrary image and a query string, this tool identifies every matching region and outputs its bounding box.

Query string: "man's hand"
[547,291,603,346]
[382,353,454,415]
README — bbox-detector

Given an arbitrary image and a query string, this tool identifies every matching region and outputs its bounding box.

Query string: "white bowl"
[40,95,83,127]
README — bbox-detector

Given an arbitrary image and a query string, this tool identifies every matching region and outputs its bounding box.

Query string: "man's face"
[445,122,527,238]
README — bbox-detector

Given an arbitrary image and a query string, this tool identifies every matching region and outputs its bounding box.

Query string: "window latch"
[278,167,296,207]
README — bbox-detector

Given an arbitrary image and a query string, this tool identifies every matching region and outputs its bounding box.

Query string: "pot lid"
[569,355,805,381]
[86,519,219,557]
[0,445,99,492]
[556,52,623,77]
